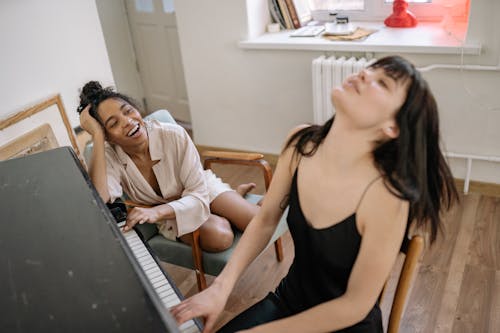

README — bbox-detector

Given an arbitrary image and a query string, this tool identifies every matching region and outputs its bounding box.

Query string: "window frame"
[307,0,468,22]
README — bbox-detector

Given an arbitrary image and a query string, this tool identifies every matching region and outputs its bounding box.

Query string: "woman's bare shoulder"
[285,124,311,141]
[359,178,409,234]
[278,124,312,176]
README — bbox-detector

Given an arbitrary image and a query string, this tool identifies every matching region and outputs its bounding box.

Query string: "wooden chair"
[85,110,288,291]
[128,148,287,291]
[379,234,424,333]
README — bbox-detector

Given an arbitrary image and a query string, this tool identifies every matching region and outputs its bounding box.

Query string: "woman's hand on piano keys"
[122,206,165,232]
[171,279,229,333]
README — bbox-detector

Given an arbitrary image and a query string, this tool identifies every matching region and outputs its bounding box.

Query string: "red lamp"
[384,0,418,28]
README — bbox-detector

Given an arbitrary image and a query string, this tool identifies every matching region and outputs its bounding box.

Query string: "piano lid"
[0,147,180,333]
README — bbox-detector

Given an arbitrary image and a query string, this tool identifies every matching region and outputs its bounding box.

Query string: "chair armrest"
[201,150,273,190]
[202,150,264,161]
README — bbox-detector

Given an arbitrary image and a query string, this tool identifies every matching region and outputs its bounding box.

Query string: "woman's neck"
[121,140,150,161]
[321,115,376,172]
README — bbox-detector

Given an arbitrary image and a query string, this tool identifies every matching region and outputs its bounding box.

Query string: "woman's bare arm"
[79,106,111,202]
[170,125,307,333]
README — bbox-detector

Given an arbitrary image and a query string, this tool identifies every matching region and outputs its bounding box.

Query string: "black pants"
[217,292,290,333]
[217,294,383,333]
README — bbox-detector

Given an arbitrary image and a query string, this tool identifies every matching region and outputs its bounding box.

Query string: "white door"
[125,0,190,122]
[95,0,145,111]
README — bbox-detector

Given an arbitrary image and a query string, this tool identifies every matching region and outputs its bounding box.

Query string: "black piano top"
[0,147,179,332]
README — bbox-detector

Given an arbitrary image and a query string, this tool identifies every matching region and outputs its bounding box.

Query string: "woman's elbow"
[98,189,111,203]
[343,294,377,324]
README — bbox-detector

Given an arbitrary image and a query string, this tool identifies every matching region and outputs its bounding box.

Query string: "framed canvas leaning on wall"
[0,94,82,161]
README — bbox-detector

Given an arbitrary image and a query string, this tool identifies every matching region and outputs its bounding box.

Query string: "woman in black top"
[171,56,458,332]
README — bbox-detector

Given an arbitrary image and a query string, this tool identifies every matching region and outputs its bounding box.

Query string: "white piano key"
[149,274,165,285]
[151,279,170,294]
[183,325,200,333]
[155,284,171,295]
[145,269,163,280]
[138,258,156,268]
[179,321,197,331]
[117,222,200,333]
[158,289,176,300]
[152,278,170,289]
[163,293,180,304]
[141,261,158,271]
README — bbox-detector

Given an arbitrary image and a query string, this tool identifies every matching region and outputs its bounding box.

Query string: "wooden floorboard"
[155,164,500,333]
[452,265,495,333]
[489,272,500,333]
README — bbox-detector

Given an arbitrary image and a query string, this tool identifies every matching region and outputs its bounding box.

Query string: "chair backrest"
[144,109,176,124]
[381,235,424,333]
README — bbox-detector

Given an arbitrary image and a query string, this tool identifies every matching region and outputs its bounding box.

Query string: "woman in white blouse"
[78,81,258,252]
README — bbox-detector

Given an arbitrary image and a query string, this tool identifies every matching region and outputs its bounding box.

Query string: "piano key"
[147,272,164,283]
[117,222,201,333]
[152,279,169,289]
[146,269,163,280]
[181,324,200,333]
[155,284,172,295]
[159,289,176,299]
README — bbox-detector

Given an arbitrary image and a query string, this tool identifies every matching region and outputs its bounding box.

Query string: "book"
[269,0,286,29]
[292,0,312,26]
[277,0,293,29]
[285,0,301,29]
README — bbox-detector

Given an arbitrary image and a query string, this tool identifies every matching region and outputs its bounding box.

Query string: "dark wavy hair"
[76,81,140,124]
[284,55,458,243]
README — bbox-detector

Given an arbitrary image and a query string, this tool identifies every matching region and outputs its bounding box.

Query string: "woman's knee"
[200,215,234,252]
[210,191,259,231]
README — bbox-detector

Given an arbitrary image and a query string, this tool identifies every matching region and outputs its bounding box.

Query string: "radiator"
[312,56,376,124]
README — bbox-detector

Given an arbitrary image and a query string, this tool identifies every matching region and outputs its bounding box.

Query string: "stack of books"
[269,0,312,30]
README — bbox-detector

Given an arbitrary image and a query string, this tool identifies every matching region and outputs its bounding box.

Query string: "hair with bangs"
[284,55,458,243]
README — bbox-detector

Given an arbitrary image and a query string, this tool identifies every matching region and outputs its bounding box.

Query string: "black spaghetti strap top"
[275,169,383,332]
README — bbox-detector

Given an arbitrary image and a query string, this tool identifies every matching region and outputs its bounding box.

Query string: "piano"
[0,147,201,333]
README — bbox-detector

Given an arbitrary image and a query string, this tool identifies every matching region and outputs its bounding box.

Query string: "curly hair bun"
[78,81,108,114]
[77,80,137,116]
[79,81,102,107]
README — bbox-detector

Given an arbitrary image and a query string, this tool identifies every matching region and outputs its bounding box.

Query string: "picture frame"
[0,94,81,161]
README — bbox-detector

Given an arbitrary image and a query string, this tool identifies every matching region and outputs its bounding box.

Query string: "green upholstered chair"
[84,109,288,291]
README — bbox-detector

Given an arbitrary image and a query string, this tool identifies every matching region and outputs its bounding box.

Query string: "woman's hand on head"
[170,281,229,333]
[79,105,104,138]
[123,206,162,232]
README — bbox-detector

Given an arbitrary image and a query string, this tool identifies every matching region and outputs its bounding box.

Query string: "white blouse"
[104,120,212,239]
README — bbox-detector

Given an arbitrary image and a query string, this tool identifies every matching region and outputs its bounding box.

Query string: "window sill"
[239,22,481,55]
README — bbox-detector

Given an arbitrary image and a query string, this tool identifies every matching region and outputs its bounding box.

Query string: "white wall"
[0,0,114,128]
[175,0,500,184]
[95,0,144,109]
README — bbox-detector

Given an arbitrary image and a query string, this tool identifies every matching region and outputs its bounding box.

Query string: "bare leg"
[179,214,234,252]
[210,191,259,231]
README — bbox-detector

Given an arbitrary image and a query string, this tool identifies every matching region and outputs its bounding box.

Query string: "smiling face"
[332,67,410,139]
[96,98,147,147]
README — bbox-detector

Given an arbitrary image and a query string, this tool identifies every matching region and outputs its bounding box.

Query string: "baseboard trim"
[454,179,500,197]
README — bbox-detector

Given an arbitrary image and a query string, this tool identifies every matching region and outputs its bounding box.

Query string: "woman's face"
[97,98,147,146]
[332,67,409,137]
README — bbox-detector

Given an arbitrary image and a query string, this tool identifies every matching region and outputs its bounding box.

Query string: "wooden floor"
[159,163,500,333]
